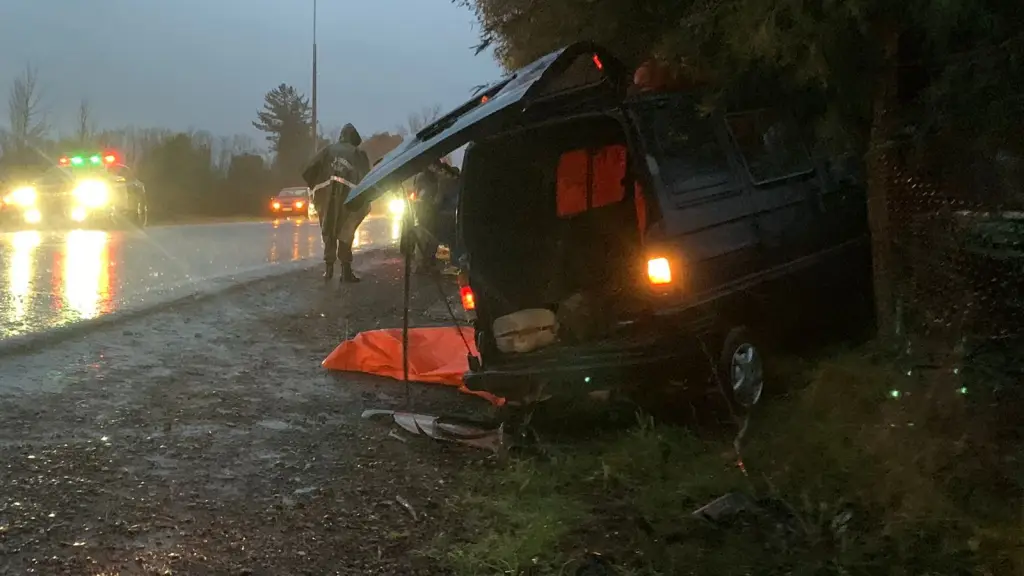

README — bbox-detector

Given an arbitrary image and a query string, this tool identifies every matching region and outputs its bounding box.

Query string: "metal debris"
[395,495,417,521]
[361,409,503,452]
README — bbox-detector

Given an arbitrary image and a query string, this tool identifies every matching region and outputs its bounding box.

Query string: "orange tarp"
[322,326,504,406]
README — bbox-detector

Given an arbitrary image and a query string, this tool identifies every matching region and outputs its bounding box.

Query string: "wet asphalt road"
[0,214,401,340]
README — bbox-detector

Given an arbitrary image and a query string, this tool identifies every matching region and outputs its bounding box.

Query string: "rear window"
[632,99,733,198]
[555,145,629,218]
[726,109,812,184]
[277,188,308,197]
[37,167,88,186]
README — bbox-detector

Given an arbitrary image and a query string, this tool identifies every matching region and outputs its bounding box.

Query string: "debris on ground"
[362,409,504,453]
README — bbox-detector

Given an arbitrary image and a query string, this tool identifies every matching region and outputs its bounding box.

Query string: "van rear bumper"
[461,324,711,403]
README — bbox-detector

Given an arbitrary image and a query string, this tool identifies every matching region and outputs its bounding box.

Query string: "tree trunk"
[865,25,900,341]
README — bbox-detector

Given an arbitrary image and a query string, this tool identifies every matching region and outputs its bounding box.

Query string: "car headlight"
[388,197,405,216]
[72,179,109,207]
[4,186,37,207]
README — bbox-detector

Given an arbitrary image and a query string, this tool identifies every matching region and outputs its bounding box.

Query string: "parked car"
[269,186,310,218]
[343,42,871,410]
[0,153,148,229]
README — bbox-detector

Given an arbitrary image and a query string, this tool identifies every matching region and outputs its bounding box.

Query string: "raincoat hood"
[339,123,362,147]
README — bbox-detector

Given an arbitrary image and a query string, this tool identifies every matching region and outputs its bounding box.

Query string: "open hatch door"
[345,42,627,207]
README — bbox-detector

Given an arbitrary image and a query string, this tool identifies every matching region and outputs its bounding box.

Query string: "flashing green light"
[958,386,968,395]
[889,389,902,399]
[70,156,84,165]
[89,155,101,164]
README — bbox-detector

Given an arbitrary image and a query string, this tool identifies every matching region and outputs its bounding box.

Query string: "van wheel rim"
[730,343,764,407]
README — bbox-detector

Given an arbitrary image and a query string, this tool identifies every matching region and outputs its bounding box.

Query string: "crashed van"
[345,42,871,409]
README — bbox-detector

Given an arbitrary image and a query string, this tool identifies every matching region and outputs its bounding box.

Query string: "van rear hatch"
[342,42,629,210]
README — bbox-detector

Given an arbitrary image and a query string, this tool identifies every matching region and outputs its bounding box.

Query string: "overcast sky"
[0,0,501,141]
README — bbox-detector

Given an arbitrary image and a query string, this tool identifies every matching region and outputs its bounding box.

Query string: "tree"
[3,63,48,166]
[223,153,271,214]
[360,131,404,165]
[453,0,680,71]
[137,132,218,218]
[456,0,1024,340]
[397,104,443,138]
[252,84,313,177]
[75,98,95,146]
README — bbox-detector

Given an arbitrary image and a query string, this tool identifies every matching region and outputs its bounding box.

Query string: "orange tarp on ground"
[322,326,504,406]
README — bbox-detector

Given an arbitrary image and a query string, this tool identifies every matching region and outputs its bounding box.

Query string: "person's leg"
[413,205,439,274]
[321,189,338,279]
[337,237,359,283]
[335,207,362,283]
[322,236,337,279]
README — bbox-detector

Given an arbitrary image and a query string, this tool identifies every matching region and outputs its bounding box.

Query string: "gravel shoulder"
[0,250,491,575]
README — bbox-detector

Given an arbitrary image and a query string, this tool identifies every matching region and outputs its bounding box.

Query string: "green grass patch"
[428,346,1024,575]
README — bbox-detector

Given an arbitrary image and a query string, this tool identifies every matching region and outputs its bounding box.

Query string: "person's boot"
[323,262,334,281]
[340,263,360,283]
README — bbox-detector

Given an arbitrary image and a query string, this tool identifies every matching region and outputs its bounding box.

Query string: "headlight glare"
[387,197,405,216]
[5,186,37,207]
[73,180,109,207]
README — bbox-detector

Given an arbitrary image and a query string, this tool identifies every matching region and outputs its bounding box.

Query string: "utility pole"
[311,0,318,155]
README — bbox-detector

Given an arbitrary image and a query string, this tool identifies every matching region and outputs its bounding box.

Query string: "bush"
[431,347,1024,575]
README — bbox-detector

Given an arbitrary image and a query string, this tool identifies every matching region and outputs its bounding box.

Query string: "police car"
[0,152,148,229]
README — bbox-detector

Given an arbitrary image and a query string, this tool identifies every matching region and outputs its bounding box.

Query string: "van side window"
[726,110,812,184]
[636,103,732,197]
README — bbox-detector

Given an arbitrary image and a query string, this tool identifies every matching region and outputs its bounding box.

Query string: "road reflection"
[5,231,42,325]
[0,217,402,340]
[281,213,402,258]
[63,230,113,320]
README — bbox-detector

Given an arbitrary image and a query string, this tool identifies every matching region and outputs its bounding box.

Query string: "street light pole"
[311,0,318,154]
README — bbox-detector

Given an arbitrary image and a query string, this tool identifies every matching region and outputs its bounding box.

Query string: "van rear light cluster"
[457,270,476,312]
[647,257,672,285]
[460,285,476,311]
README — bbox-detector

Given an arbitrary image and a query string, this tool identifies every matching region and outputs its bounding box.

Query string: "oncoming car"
[0,152,148,229]
[269,186,310,218]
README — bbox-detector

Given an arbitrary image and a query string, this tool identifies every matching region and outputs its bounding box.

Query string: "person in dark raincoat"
[410,158,460,274]
[303,123,371,282]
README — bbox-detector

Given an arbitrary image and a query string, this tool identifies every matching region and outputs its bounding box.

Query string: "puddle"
[256,418,292,431]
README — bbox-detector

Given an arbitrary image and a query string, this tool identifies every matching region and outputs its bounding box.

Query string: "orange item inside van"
[556,145,630,217]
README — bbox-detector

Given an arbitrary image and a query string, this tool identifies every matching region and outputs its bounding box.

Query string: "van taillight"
[647,257,672,285]
[460,285,476,310]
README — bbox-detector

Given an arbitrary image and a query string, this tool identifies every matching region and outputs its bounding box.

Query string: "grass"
[426,344,1024,575]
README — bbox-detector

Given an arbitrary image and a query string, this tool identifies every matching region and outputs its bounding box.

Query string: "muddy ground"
[0,250,494,575]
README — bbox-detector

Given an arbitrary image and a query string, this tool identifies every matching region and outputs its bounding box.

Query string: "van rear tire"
[718,326,767,412]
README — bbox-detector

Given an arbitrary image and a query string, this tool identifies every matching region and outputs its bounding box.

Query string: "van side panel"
[724,109,869,284]
[627,96,761,299]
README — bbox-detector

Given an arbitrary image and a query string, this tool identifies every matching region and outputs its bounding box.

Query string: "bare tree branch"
[3,63,48,159]
[397,104,444,138]
[75,98,95,145]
